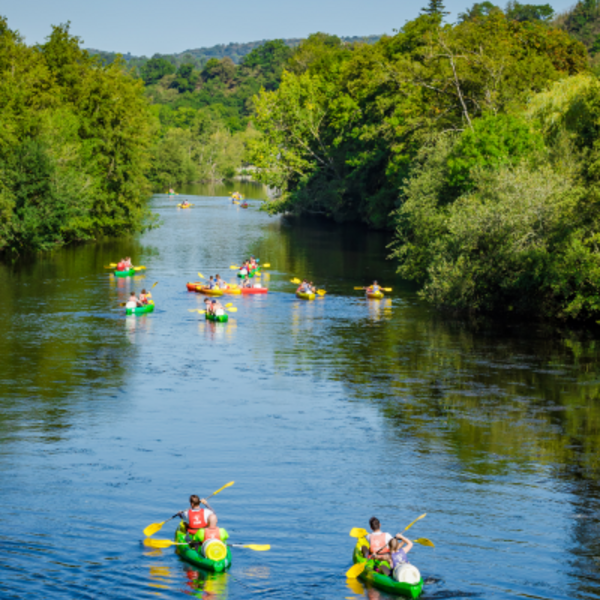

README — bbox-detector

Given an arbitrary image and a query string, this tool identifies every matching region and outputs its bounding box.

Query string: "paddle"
[346,514,429,579]
[143,481,234,537]
[198,272,205,279]
[134,266,146,271]
[104,263,118,268]
[290,278,301,284]
[144,538,270,551]
[354,287,393,292]
[262,263,271,268]
[316,289,327,296]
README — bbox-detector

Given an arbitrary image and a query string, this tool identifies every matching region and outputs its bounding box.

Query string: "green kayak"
[114,268,135,278]
[237,268,260,279]
[126,301,154,316]
[205,312,228,323]
[174,524,232,573]
[352,542,423,598]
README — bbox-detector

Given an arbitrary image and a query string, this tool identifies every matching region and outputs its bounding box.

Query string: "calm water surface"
[1,182,600,599]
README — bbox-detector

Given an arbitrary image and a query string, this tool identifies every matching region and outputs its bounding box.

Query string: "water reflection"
[183,570,228,599]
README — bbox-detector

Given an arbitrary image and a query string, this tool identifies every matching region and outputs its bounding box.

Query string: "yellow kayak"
[296,291,316,300]
[177,203,193,209]
[366,288,384,299]
[196,286,224,296]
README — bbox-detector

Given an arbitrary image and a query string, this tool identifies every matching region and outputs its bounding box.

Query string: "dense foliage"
[0,19,153,256]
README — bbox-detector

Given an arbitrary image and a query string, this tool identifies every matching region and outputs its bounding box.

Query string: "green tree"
[420,0,449,17]
[140,57,176,85]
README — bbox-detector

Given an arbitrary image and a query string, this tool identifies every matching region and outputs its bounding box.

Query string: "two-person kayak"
[114,268,135,278]
[296,291,315,300]
[126,300,155,316]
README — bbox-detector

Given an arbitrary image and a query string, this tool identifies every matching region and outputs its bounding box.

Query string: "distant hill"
[87,35,381,68]
[554,0,600,56]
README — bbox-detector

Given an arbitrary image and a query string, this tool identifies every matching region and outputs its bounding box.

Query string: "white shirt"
[125,300,137,309]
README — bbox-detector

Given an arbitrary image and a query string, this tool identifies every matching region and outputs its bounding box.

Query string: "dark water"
[2,182,600,599]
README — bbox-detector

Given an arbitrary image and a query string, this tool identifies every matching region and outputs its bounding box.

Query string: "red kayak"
[240,287,268,294]
[186,282,203,292]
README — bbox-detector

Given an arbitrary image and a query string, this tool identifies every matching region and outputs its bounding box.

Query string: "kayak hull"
[186,282,203,292]
[114,268,135,278]
[126,301,155,316]
[175,525,232,572]
[366,289,384,299]
[241,287,268,294]
[177,204,193,209]
[206,313,228,323]
[237,269,260,279]
[352,542,423,598]
[296,291,315,300]
[222,286,241,295]
[197,286,224,296]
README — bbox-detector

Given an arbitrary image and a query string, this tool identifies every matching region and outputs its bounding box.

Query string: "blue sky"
[3,0,577,56]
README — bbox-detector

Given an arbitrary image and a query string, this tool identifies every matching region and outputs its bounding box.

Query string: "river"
[1,183,600,599]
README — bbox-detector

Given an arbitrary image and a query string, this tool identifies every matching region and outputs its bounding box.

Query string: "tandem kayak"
[126,300,155,316]
[196,286,224,296]
[241,287,268,294]
[351,541,423,598]
[237,269,260,279]
[221,286,241,295]
[241,203,249,209]
[174,524,232,572]
[186,281,203,292]
[366,288,384,299]
[177,203,193,209]
[114,268,135,278]
[206,312,228,323]
[296,291,315,300]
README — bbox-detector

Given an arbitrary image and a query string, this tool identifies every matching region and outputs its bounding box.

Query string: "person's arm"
[220,528,229,542]
[200,498,214,512]
[396,533,413,554]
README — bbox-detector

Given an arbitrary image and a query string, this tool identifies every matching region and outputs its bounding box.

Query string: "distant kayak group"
[231,191,248,208]
[142,482,432,598]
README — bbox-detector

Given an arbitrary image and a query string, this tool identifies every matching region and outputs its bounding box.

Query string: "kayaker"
[125,292,142,309]
[194,513,230,550]
[116,259,126,271]
[370,281,381,292]
[204,298,213,314]
[297,280,310,294]
[207,276,217,290]
[123,257,133,269]
[211,299,226,317]
[362,517,393,562]
[215,274,227,289]
[239,263,248,277]
[178,495,215,535]
[139,289,151,305]
[249,256,257,270]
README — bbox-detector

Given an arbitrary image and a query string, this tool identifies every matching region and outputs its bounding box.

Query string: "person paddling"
[139,289,151,305]
[215,274,227,289]
[178,494,215,536]
[207,276,217,290]
[204,298,213,315]
[362,517,393,563]
[123,257,133,269]
[211,299,225,316]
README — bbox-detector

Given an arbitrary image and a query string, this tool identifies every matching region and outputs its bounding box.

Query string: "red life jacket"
[203,527,221,542]
[187,509,208,534]
[117,262,125,271]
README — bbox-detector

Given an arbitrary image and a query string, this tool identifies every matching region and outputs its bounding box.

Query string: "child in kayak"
[242,278,253,289]
[215,275,227,289]
[192,513,230,553]
[377,533,414,576]
[211,299,226,316]
[207,276,217,289]
[178,495,215,537]
[204,298,213,314]
[139,289,151,305]
[125,292,142,309]
[123,257,133,269]
[239,263,248,277]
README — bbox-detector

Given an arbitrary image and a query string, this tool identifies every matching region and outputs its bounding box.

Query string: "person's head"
[207,513,218,527]
[374,280,378,285]
[369,517,381,532]
[209,276,214,280]
[216,274,220,279]
[126,257,131,261]
[389,538,400,552]
[141,289,147,294]
[189,494,200,508]
[212,300,217,304]
[204,298,210,304]
[129,292,136,298]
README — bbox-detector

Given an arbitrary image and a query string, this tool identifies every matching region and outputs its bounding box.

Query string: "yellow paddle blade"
[143,522,165,537]
[207,480,235,499]
[353,287,365,290]
[230,265,239,270]
[104,265,114,269]
[188,309,206,314]
[413,537,435,547]
[290,278,301,284]
[262,263,271,268]
[225,303,233,307]
[317,289,327,296]
[404,513,426,532]
[152,281,159,288]
[144,537,176,548]
[349,528,368,538]
[346,562,366,579]
[134,266,146,271]
[382,287,392,292]
[226,307,238,313]
[198,272,205,279]
[240,544,270,551]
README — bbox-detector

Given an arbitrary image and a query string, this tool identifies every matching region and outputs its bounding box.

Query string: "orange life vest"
[203,527,221,542]
[369,532,390,557]
[187,509,208,534]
